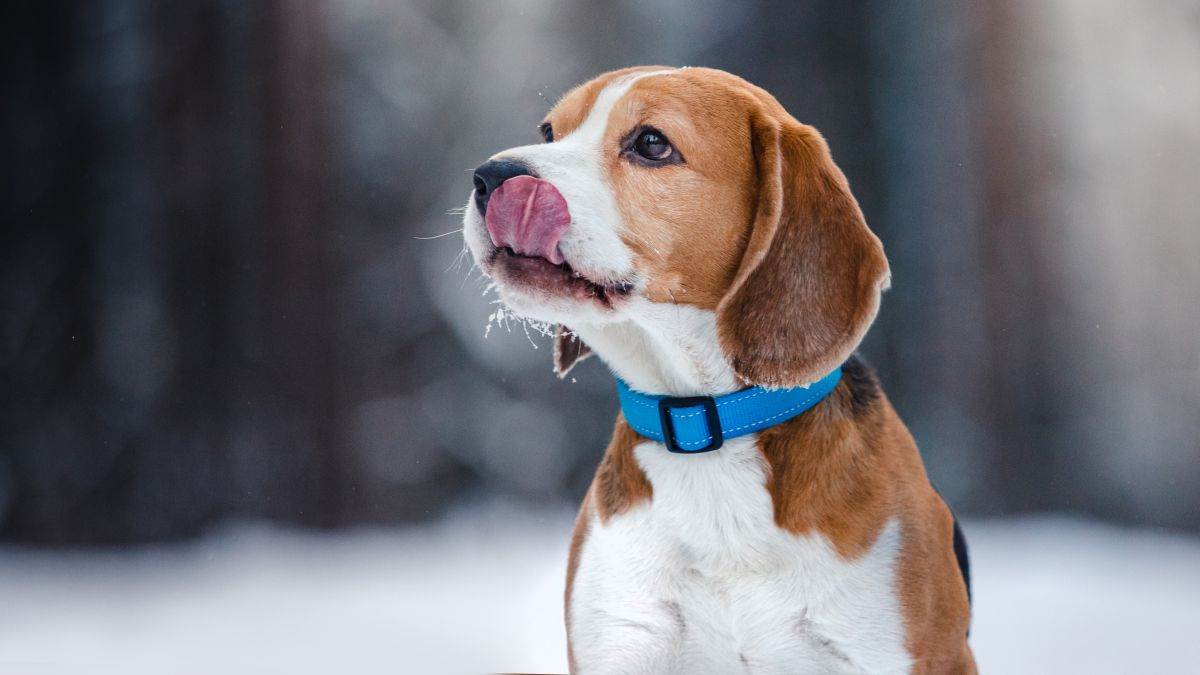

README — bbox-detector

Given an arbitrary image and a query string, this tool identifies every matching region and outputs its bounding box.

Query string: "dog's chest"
[570,436,912,674]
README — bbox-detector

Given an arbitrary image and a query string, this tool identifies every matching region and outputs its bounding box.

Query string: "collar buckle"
[657,395,724,453]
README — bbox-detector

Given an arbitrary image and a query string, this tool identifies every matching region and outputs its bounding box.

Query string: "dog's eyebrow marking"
[562,69,678,147]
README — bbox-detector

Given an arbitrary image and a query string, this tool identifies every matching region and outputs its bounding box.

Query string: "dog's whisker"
[445,245,469,273]
[413,228,464,240]
[519,316,539,348]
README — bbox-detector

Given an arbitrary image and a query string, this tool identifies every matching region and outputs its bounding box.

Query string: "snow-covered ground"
[1,502,1198,674]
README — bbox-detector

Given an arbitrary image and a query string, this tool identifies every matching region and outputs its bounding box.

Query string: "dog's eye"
[539,122,554,143]
[633,128,673,161]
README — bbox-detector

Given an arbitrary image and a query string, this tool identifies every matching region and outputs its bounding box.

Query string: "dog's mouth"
[486,247,634,308]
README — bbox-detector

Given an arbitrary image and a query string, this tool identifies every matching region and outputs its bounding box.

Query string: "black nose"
[473,159,533,215]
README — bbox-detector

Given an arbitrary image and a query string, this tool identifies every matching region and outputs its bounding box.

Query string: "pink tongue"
[484,175,570,265]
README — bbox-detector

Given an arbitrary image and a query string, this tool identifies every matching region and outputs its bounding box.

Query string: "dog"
[462,66,974,674]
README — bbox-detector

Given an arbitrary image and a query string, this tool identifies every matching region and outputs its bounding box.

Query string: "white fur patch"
[569,436,912,674]
[573,300,740,396]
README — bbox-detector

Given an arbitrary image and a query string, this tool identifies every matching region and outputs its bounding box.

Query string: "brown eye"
[539,122,554,143]
[633,128,672,160]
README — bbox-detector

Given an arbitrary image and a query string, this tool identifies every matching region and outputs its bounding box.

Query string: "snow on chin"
[491,277,625,328]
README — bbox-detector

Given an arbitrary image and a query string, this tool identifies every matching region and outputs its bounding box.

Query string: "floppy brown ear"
[553,324,591,378]
[716,113,890,388]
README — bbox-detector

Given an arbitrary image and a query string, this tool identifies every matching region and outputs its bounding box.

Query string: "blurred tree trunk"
[0,2,347,542]
[970,1,1200,526]
[254,0,344,528]
[864,0,999,510]
[970,3,1065,512]
[869,0,1200,525]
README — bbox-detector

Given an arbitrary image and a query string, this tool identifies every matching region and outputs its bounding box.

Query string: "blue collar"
[615,366,844,453]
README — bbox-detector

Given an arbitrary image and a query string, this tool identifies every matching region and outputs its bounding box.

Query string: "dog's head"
[463,66,889,388]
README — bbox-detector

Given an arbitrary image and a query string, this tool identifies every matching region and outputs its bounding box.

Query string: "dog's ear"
[553,324,592,378]
[716,113,890,388]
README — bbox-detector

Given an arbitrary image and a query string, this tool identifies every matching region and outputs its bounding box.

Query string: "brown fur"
[544,66,674,140]
[760,360,973,670]
[605,72,762,308]
[553,324,591,377]
[564,490,590,673]
[590,415,654,522]
[542,67,972,671]
[717,107,890,388]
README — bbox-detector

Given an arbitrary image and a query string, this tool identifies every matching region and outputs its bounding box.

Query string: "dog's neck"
[572,301,741,398]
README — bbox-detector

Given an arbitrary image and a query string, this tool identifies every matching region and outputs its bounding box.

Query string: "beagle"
[462,66,975,674]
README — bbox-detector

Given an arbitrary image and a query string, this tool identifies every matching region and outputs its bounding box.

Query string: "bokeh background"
[2,1,1198,673]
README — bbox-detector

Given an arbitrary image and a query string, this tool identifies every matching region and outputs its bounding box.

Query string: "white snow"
[0,502,1197,674]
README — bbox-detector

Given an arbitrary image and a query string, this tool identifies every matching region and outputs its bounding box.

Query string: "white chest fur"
[569,435,912,675]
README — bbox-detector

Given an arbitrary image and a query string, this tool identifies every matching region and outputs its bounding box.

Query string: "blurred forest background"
[2,0,1198,545]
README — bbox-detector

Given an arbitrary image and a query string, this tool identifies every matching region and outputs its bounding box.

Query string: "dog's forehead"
[545,67,664,136]
[546,67,761,139]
